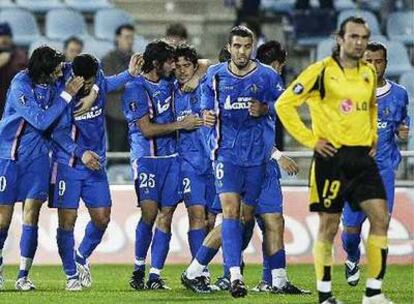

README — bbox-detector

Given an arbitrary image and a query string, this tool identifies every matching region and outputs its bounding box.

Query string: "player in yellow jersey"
[275,17,392,304]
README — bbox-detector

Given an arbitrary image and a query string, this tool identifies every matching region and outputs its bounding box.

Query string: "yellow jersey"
[275,56,377,149]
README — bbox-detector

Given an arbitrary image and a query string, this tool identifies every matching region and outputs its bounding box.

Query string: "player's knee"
[318,215,340,241]
[93,215,110,230]
[141,208,158,225]
[23,207,41,226]
[368,212,390,234]
[157,209,175,230]
[59,215,77,230]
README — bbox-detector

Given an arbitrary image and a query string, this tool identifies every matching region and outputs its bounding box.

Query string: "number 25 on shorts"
[322,179,340,208]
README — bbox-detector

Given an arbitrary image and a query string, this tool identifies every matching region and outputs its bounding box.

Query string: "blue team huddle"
[0,21,409,304]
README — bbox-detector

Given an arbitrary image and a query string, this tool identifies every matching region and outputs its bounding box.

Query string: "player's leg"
[130,159,159,290]
[187,205,207,258]
[57,208,82,291]
[341,204,365,286]
[76,173,112,288]
[147,157,180,290]
[0,205,14,290]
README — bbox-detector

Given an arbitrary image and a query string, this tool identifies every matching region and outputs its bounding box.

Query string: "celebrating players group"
[0,15,409,304]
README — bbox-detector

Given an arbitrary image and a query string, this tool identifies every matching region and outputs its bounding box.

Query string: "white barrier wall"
[2,186,413,265]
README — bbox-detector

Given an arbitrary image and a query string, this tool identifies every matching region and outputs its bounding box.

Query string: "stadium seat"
[260,0,294,14]
[94,8,134,41]
[334,0,356,10]
[370,35,388,44]
[316,38,335,61]
[16,0,66,14]
[45,9,88,41]
[337,9,381,35]
[65,0,113,13]
[83,38,114,60]
[0,0,16,9]
[107,164,132,184]
[134,36,148,53]
[28,37,63,56]
[0,8,40,46]
[387,11,414,46]
[385,41,412,78]
[399,70,414,99]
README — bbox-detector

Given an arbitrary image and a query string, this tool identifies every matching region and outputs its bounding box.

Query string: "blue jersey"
[0,70,70,161]
[173,82,211,174]
[52,69,134,169]
[376,80,410,171]
[122,76,176,161]
[201,61,284,166]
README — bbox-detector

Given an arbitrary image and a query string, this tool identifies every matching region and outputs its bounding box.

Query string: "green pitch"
[0,264,412,304]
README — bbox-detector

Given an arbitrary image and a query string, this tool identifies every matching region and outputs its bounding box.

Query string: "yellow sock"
[313,240,333,292]
[367,235,388,280]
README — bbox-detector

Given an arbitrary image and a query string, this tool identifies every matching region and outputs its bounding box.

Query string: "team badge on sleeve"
[292,83,304,95]
[19,95,27,106]
[129,101,137,112]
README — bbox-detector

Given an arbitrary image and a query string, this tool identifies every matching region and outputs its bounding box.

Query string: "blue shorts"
[49,162,111,209]
[0,155,50,205]
[214,160,266,207]
[342,169,395,227]
[133,156,180,208]
[180,160,215,209]
[256,161,283,215]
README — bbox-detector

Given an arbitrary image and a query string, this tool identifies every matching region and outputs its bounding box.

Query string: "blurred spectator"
[0,22,28,117]
[102,24,135,152]
[63,36,83,62]
[235,0,260,24]
[165,23,188,46]
[295,0,333,9]
[379,0,414,23]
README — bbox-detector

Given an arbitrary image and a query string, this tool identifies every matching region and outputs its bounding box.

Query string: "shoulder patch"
[19,95,27,106]
[292,83,304,95]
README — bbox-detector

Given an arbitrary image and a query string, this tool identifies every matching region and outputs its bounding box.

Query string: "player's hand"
[397,124,409,141]
[74,87,98,117]
[179,115,204,130]
[65,76,84,96]
[203,110,216,127]
[278,155,299,176]
[315,139,337,158]
[369,145,376,158]
[248,100,268,117]
[182,76,199,93]
[81,150,101,171]
[128,53,144,76]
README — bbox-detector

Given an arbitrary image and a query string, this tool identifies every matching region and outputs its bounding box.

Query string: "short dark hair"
[142,40,175,73]
[174,43,198,66]
[115,24,135,36]
[228,25,254,44]
[64,36,83,50]
[28,45,65,84]
[218,46,231,62]
[72,54,99,79]
[366,41,387,60]
[256,40,287,65]
[166,23,188,40]
[338,16,370,38]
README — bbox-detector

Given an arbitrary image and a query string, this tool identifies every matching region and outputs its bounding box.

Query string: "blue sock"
[77,221,106,264]
[18,224,38,279]
[341,231,361,263]
[57,228,77,277]
[262,243,271,284]
[150,228,171,279]
[221,218,242,269]
[0,228,8,266]
[241,220,255,251]
[223,263,230,278]
[195,245,218,265]
[188,228,206,259]
[134,220,153,271]
[268,249,286,270]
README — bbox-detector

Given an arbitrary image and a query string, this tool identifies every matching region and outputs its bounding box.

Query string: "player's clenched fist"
[397,124,409,141]
[65,76,84,96]
[81,150,101,171]
[180,115,204,131]
[248,100,269,117]
[202,110,216,127]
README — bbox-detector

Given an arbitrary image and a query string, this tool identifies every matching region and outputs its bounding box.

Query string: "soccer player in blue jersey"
[173,44,216,265]
[49,53,141,291]
[0,46,84,291]
[123,40,205,290]
[341,42,410,288]
[182,26,283,298]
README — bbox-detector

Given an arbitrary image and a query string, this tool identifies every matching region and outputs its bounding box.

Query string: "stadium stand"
[387,11,414,46]
[16,0,65,14]
[399,70,414,99]
[0,8,40,46]
[337,9,381,35]
[94,8,134,41]
[0,0,16,9]
[385,40,413,78]
[45,8,88,41]
[28,37,63,56]
[65,0,113,13]
[83,38,114,59]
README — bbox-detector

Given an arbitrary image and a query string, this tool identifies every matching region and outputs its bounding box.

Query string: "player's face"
[228,36,253,69]
[364,49,387,80]
[64,42,82,62]
[271,60,285,74]
[338,22,370,60]
[159,58,175,78]
[50,63,63,82]
[80,76,96,97]
[175,56,197,84]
